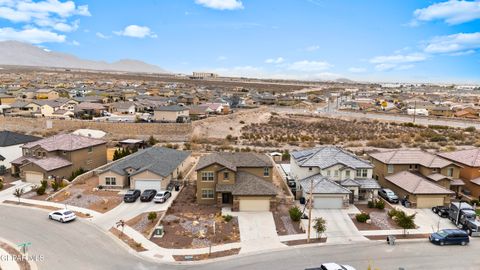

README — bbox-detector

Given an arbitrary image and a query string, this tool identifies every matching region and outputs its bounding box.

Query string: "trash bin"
[175,185,180,191]
[387,235,396,245]
[300,197,306,204]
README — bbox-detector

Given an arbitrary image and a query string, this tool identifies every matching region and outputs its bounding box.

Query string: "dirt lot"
[351,203,401,231]
[51,177,122,213]
[273,204,304,235]
[126,211,163,238]
[173,248,241,261]
[150,185,240,249]
[109,228,147,252]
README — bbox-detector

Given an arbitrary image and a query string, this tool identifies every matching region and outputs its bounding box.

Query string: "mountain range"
[0,41,167,74]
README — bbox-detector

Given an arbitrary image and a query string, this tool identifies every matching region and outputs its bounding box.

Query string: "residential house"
[0,131,40,169]
[195,152,278,212]
[438,148,480,200]
[153,105,189,123]
[429,106,453,117]
[74,102,106,118]
[369,149,459,208]
[11,134,107,183]
[0,93,15,105]
[290,146,380,208]
[97,147,190,190]
[454,107,479,119]
[36,89,59,100]
[188,105,209,120]
[111,101,136,114]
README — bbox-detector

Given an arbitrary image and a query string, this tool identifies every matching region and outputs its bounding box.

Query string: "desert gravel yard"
[351,203,400,231]
[273,204,304,235]
[126,211,163,238]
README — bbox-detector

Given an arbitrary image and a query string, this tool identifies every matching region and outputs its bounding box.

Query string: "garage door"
[25,171,44,184]
[239,199,270,212]
[416,196,445,208]
[313,196,343,209]
[134,180,161,191]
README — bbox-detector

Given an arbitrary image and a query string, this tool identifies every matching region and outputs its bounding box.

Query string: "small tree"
[148,135,158,146]
[313,217,327,238]
[148,212,157,223]
[13,188,24,204]
[289,206,302,222]
[395,211,416,235]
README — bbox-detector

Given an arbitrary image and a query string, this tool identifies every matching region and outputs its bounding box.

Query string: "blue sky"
[0,0,479,83]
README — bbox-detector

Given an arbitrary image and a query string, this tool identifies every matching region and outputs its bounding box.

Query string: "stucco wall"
[0,144,23,168]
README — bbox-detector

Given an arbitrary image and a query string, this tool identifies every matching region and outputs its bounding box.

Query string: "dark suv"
[429,229,469,246]
[140,189,157,202]
[123,189,141,203]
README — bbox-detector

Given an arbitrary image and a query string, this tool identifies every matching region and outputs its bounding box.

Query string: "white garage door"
[417,196,445,208]
[25,171,44,184]
[134,180,161,191]
[239,199,270,212]
[313,196,343,209]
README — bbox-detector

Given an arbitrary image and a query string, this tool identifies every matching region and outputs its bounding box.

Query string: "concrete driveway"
[399,206,457,232]
[231,211,285,254]
[93,189,179,230]
[306,208,367,244]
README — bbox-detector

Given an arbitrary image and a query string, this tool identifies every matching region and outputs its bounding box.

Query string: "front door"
[222,193,231,204]
[349,193,354,204]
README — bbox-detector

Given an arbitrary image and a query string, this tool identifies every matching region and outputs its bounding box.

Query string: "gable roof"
[22,134,105,151]
[196,152,272,171]
[291,146,372,170]
[0,131,40,147]
[370,149,454,168]
[154,105,188,112]
[299,174,351,194]
[385,171,454,195]
[100,147,190,177]
[438,148,480,167]
[11,156,72,171]
[217,171,278,196]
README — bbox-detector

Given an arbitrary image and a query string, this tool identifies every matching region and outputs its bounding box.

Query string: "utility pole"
[413,100,417,123]
[307,178,313,243]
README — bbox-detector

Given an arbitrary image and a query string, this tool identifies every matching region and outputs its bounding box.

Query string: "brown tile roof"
[226,172,277,196]
[370,149,453,168]
[12,156,71,171]
[426,173,449,182]
[22,134,106,152]
[471,177,480,186]
[438,148,480,167]
[196,152,272,171]
[385,171,454,195]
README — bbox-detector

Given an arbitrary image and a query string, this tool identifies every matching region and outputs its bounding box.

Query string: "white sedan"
[48,209,76,223]
[307,263,356,270]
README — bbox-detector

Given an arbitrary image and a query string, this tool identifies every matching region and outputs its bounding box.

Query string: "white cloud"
[195,0,243,10]
[424,32,480,54]
[96,32,111,39]
[0,0,90,23]
[413,0,480,25]
[348,67,367,73]
[287,60,332,71]
[370,53,426,71]
[114,25,157,38]
[265,57,284,64]
[0,27,66,43]
[304,45,320,51]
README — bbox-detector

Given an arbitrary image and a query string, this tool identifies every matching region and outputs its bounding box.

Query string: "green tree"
[313,217,327,238]
[148,212,157,223]
[148,135,158,146]
[289,206,302,222]
[395,211,416,235]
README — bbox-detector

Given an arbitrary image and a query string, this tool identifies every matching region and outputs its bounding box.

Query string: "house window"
[223,172,229,180]
[62,151,67,155]
[201,172,214,181]
[264,167,270,177]
[334,170,339,177]
[345,170,351,178]
[88,146,93,153]
[105,177,116,185]
[357,169,368,178]
[326,170,331,176]
[387,164,394,174]
[308,167,312,171]
[447,167,454,177]
[201,189,214,199]
[432,168,438,173]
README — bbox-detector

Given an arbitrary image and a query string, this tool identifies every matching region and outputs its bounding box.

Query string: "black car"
[140,189,157,202]
[123,189,141,203]
[431,205,449,218]
[429,229,469,246]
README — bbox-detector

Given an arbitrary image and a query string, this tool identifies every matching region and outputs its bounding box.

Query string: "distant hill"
[0,41,167,74]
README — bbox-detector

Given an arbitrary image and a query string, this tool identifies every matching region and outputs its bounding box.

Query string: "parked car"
[306,263,356,270]
[153,190,172,203]
[378,188,399,203]
[140,189,157,202]
[429,229,469,246]
[123,189,141,203]
[431,205,449,218]
[48,209,76,223]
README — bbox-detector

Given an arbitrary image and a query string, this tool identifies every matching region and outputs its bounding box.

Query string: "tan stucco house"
[195,152,278,212]
[96,147,190,190]
[153,105,189,123]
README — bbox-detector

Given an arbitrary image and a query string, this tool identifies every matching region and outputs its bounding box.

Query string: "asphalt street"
[1,205,479,270]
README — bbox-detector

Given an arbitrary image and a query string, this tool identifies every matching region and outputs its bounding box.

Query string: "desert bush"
[355,213,370,223]
[465,126,476,132]
[387,208,400,219]
[36,186,46,195]
[375,199,385,210]
[40,180,48,189]
[148,212,157,223]
[367,200,375,208]
[223,214,233,222]
[289,206,303,222]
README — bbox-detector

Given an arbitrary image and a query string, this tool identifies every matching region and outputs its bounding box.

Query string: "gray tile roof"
[354,178,381,189]
[154,105,188,112]
[438,148,480,167]
[218,171,277,196]
[299,174,351,194]
[196,152,272,171]
[292,146,372,170]
[0,131,40,147]
[23,134,105,152]
[100,147,190,177]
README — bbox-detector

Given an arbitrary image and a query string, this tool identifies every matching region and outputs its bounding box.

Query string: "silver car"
[153,190,172,203]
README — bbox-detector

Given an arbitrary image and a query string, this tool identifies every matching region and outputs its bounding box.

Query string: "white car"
[153,190,172,203]
[48,209,76,223]
[317,263,356,270]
